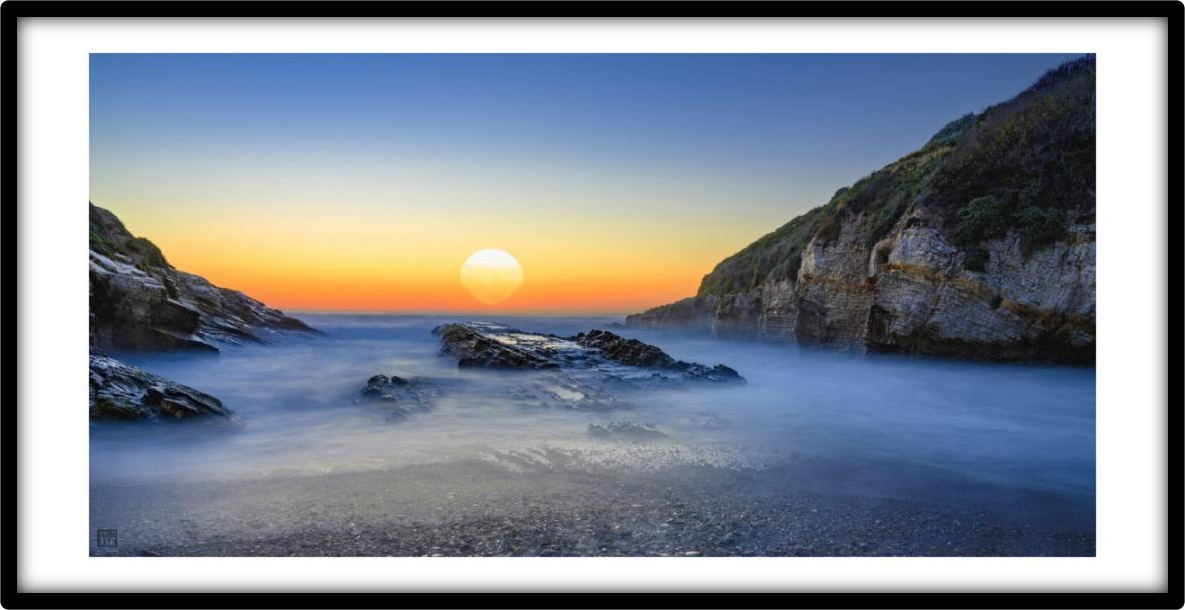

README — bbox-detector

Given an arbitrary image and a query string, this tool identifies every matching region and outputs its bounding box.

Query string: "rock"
[433,322,744,386]
[89,251,215,352]
[89,353,233,421]
[502,375,629,411]
[572,329,742,382]
[355,374,442,420]
[432,323,559,369]
[571,329,673,367]
[587,420,666,440]
[361,323,742,420]
[627,297,714,333]
[87,204,319,426]
[355,368,629,419]
[687,414,731,430]
[626,57,1096,365]
[89,203,317,353]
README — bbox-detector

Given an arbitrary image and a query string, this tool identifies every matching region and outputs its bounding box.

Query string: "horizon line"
[283,309,638,318]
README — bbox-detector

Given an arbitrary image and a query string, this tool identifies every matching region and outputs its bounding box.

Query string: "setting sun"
[459,248,524,305]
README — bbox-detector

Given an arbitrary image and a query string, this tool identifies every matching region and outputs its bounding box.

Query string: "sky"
[90,53,1083,314]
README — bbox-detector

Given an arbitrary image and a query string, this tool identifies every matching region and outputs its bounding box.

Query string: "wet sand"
[91,452,1093,557]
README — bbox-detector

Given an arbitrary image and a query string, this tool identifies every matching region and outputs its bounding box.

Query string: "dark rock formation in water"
[355,374,442,420]
[628,56,1095,365]
[89,203,318,421]
[572,329,742,382]
[359,323,742,421]
[89,353,232,421]
[433,322,743,385]
[432,323,559,369]
[356,368,628,417]
[500,372,629,412]
[572,329,680,367]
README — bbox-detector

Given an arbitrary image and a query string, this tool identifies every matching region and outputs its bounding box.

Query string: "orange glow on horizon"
[208,273,702,315]
[116,204,736,315]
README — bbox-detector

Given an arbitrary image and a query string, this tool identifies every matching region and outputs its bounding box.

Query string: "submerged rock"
[687,413,731,430]
[587,420,667,440]
[504,374,628,412]
[89,353,232,421]
[356,374,444,420]
[355,370,627,419]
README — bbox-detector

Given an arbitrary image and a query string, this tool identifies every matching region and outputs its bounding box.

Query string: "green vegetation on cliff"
[89,202,171,271]
[696,111,972,300]
[693,55,1095,293]
[937,57,1095,268]
[697,205,826,297]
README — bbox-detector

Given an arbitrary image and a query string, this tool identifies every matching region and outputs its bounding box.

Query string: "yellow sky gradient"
[110,200,769,314]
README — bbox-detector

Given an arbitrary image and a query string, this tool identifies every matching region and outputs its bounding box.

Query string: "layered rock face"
[89,203,317,420]
[89,203,316,353]
[629,56,1095,364]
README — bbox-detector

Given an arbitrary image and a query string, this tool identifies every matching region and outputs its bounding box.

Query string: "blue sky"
[91,53,1083,216]
[89,53,1085,312]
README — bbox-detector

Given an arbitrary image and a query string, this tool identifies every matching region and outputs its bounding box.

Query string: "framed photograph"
[18,17,1166,592]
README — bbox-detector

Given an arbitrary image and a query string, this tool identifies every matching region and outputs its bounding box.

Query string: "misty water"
[90,314,1095,556]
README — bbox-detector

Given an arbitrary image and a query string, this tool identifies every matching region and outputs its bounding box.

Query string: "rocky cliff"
[89,203,316,352]
[89,203,317,420]
[628,56,1095,364]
